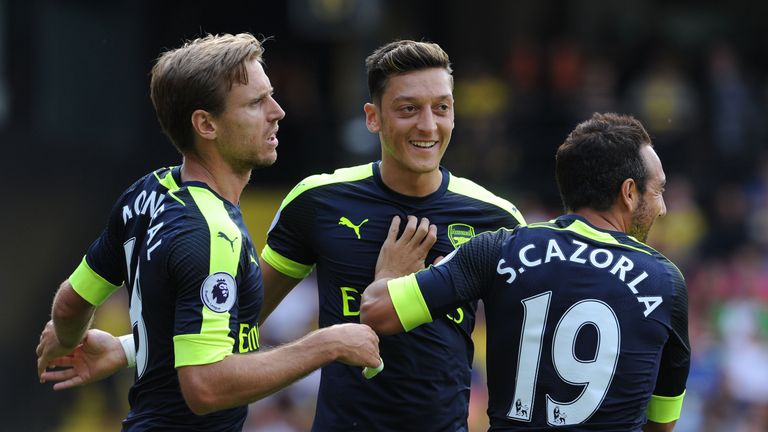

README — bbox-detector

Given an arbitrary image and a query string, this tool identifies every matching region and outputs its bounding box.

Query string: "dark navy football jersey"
[263,162,525,431]
[68,166,263,431]
[390,214,690,431]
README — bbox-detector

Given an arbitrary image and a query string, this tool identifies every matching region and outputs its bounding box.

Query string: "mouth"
[410,140,438,149]
[267,127,279,146]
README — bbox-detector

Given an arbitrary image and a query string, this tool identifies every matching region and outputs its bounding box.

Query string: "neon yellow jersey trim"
[171,186,241,366]
[447,175,526,226]
[69,256,122,306]
[388,274,433,332]
[528,219,654,256]
[173,333,234,367]
[279,164,373,210]
[261,244,314,279]
[646,390,686,423]
[153,167,179,190]
[153,167,185,206]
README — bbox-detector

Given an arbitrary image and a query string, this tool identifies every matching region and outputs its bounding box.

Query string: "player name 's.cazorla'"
[496,238,662,317]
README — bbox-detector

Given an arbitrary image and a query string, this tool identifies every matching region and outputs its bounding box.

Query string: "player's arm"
[360,215,437,334]
[362,228,505,335]
[258,258,302,324]
[36,280,96,378]
[177,323,380,415]
[37,254,122,378]
[644,265,690,432]
[643,420,676,432]
[359,277,401,335]
[51,280,95,349]
[259,181,321,323]
[38,197,125,379]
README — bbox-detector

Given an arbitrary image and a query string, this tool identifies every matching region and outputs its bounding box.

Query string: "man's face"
[629,145,667,242]
[366,68,454,176]
[214,59,285,170]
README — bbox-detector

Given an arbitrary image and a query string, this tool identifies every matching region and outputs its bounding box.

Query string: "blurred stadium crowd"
[5,1,767,431]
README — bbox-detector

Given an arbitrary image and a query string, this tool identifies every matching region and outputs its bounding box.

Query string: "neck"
[180,153,251,204]
[379,160,443,197]
[573,207,629,234]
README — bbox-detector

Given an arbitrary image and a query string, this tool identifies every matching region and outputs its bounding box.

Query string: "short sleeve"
[262,188,317,279]
[70,198,127,305]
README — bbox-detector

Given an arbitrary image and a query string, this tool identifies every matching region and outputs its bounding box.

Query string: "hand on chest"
[320,212,475,262]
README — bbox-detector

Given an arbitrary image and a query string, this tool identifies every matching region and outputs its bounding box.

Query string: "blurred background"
[5,0,768,430]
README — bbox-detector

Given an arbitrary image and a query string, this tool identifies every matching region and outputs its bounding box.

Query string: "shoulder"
[446,173,525,224]
[615,235,687,299]
[109,167,184,225]
[279,163,375,209]
[460,227,517,256]
[652,252,687,296]
[618,234,685,283]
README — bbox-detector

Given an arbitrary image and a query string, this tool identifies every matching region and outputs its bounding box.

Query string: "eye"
[400,105,416,113]
[252,92,275,106]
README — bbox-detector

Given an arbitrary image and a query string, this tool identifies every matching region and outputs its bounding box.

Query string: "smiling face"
[212,59,285,171]
[628,145,667,242]
[365,68,454,189]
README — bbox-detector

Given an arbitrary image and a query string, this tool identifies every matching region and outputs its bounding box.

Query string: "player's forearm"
[643,420,676,432]
[52,280,96,348]
[360,278,403,335]
[178,326,338,415]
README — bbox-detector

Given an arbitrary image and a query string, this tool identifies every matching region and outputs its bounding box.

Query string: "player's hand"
[375,215,437,279]
[325,323,380,368]
[36,320,78,379]
[39,328,127,390]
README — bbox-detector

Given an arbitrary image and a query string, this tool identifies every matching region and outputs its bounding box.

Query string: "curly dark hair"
[555,113,652,212]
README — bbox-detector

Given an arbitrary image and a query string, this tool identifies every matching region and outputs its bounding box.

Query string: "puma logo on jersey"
[217,231,238,251]
[339,217,368,239]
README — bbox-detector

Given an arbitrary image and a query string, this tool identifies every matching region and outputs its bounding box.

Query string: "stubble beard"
[628,197,652,243]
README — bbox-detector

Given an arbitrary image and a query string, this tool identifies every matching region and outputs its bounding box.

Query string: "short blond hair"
[150,33,265,152]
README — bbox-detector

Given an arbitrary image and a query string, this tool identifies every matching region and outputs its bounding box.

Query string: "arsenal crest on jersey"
[447,223,475,249]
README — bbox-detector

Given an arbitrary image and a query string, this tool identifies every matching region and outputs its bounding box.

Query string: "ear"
[363,103,381,133]
[619,178,638,211]
[191,109,217,141]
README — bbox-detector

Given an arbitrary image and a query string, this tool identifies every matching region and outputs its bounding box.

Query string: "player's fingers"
[400,215,418,242]
[432,254,445,265]
[419,223,437,249]
[364,324,380,344]
[53,376,85,391]
[407,217,431,245]
[385,216,400,243]
[37,356,49,379]
[41,367,76,383]
[362,358,384,379]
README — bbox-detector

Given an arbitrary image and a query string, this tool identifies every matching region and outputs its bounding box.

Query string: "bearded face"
[628,146,667,243]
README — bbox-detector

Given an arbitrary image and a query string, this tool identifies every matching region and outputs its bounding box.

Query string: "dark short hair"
[365,40,452,104]
[555,113,652,212]
[150,33,265,153]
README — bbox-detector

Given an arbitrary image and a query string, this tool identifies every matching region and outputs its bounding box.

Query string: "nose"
[416,108,436,133]
[268,96,286,122]
[659,198,667,217]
